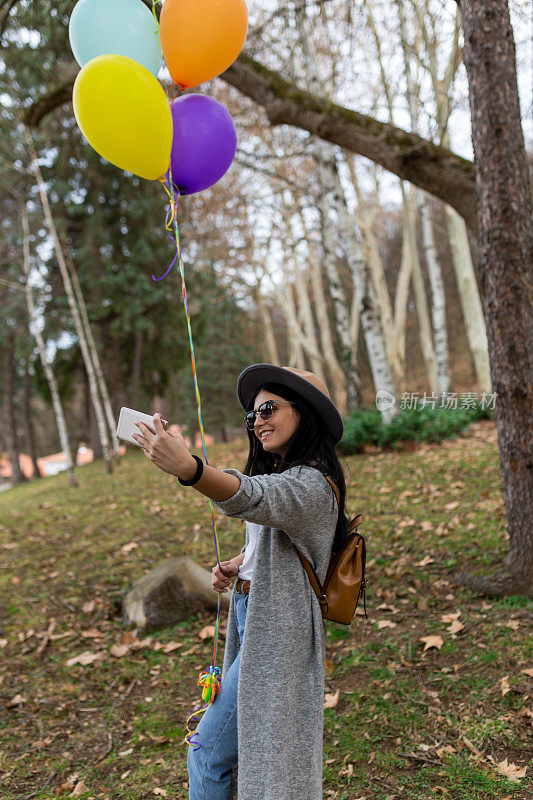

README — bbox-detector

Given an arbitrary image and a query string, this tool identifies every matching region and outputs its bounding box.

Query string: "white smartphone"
[116,407,169,447]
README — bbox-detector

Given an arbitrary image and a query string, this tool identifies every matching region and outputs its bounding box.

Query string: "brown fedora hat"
[237,363,344,444]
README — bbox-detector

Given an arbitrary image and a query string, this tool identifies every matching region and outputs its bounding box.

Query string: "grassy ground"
[0,419,531,800]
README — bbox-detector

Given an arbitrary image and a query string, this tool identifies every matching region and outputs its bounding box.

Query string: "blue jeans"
[187,589,248,799]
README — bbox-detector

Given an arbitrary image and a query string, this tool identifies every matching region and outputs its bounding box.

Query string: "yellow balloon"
[73,54,172,180]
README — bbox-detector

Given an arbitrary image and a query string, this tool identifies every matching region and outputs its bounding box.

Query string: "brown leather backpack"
[294,475,367,625]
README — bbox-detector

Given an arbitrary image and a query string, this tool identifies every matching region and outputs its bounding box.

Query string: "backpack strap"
[293,473,366,616]
[292,474,340,616]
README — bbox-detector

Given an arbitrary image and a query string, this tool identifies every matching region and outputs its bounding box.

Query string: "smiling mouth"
[259,430,273,440]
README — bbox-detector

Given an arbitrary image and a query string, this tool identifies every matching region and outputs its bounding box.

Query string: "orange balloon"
[160,0,247,89]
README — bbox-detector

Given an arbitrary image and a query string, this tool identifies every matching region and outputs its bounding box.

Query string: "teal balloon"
[69,0,161,77]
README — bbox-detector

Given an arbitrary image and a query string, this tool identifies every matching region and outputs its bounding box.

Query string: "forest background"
[1,0,530,464]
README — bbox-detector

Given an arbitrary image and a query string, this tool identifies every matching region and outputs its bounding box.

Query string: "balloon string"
[152,41,225,743]
[162,165,227,749]
[151,1,163,59]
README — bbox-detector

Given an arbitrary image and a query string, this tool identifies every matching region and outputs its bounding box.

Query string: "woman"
[133,364,348,800]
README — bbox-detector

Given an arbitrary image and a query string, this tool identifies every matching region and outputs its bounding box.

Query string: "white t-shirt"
[237,521,261,581]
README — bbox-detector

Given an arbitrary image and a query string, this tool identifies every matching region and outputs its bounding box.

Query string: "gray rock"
[122,556,230,631]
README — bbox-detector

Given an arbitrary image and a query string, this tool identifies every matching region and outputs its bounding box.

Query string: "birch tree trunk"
[254,283,280,365]
[2,329,25,484]
[22,357,41,479]
[331,157,399,417]
[445,206,491,392]
[21,210,78,486]
[297,3,403,415]
[365,0,438,393]
[314,148,363,410]
[459,0,533,596]
[276,264,306,371]
[410,0,491,392]
[131,328,143,408]
[346,155,405,390]
[398,0,450,395]
[25,127,113,473]
[62,236,120,457]
[394,230,412,368]
[297,210,348,415]
[282,200,327,381]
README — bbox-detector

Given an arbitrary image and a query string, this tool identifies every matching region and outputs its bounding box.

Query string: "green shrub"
[339,399,494,454]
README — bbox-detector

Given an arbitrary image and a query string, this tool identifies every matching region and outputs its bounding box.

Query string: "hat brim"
[237,363,344,445]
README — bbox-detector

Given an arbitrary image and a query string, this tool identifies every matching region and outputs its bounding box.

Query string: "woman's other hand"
[211,559,240,593]
[132,413,197,479]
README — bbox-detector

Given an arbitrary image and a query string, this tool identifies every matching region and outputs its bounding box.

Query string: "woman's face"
[251,389,300,457]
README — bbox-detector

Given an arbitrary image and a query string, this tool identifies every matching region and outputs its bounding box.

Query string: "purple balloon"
[166,94,237,195]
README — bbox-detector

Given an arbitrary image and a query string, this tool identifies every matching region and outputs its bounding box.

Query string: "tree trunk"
[255,286,280,365]
[2,330,25,484]
[457,0,533,597]
[298,211,348,415]
[21,209,78,486]
[62,236,121,457]
[411,0,491,393]
[346,155,405,392]
[131,327,143,408]
[396,0,450,395]
[25,127,113,474]
[295,10,362,411]
[445,206,492,392]
[22,358,41,478]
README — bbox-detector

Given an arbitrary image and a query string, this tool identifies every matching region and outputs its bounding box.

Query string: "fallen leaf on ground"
[121,541,138,554]
[521,668,533,677]
[81,629,105,639]
[339,763,353,777]
[376,603,399,613]
[495,758,527,782]
[505,619,520,630]
[447,619,465,635]
[377,620,397,629]
[436,745,456,759]
[161,641,183,653]
[153,789,168,796]
[6,693,25,707]
[440,612,461,623]
[82,600,96,613]
[462,736,482,756]
[147,733,168,744]
[413,555,434,567]
[110,644,130,657]
[66,650,104,667]
[198,625,216,640]
[499,675,511,696]
[444,501,459,511]
[50,631,75,641]
[0,638,7,648]
[55,780,75,795]
[419,635,444,651]
[69,781,86,797]
[324,690,340,709]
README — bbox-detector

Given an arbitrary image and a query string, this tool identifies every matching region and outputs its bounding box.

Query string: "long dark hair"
[243,382,350,552]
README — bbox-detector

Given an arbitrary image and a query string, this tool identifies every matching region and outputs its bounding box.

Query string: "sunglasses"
[245,400,295,430]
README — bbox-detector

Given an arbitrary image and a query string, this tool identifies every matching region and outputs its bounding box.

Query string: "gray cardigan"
[213,464,338,800]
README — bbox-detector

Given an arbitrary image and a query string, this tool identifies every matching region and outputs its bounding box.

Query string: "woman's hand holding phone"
[132,413,197,480]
